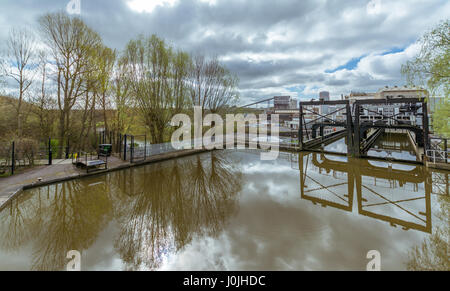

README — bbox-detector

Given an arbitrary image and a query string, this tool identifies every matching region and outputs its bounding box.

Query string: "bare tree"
[189,55,239,114]
[30,51,57,140]
[1,28,37,137]
[111,56,133,134]
[96,45,116,135]
[75,49,101,151]
[38,12,102,157]
[124,35,191,143]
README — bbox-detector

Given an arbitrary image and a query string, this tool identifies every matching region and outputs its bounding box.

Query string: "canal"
[0,147,448,270]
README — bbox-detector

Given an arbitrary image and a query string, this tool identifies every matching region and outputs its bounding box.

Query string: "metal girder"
[300,100,350,106]
[354,97,425,105]
[240,97,275,108]
[300,152,432,233]
[303,129,348,149]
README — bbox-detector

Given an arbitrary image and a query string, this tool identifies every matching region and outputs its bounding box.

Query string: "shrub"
[15,138,39,166]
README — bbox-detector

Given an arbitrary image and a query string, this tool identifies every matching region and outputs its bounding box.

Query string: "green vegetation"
[407,195,450,271]
[402,20,449,137]
[0,12,239,151]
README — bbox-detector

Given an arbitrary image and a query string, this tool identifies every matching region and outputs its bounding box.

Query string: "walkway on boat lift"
[297,97,448,166]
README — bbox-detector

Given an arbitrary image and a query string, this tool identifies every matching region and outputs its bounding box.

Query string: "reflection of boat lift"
[300,153,354,211]
[299,152,433,233]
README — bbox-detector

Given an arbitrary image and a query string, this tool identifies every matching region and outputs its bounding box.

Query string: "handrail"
[426,149,449,164]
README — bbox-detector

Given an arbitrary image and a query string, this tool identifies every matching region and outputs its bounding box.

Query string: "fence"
[123,133,293,163]
[427,137,449,164]
[0,138,62,176]
[120,133,191,163]
[426,150,449,164]
[1,132,196,175]
[0,142,12,175]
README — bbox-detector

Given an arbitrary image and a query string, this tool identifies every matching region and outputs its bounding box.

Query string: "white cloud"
[367,0,382,15]
[0,0,449,103]
[198,0,217,5]
[126,0,179,13]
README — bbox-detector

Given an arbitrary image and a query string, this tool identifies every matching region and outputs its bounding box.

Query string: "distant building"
[346,86,428,102]
[346,92,378,102]
[319,91,330,101]
[290,99,298,109]
[285,118,300,130]
[344,86,429,126]
[378,85,428,99]
[274,96,291,110]
[319,91,330,116]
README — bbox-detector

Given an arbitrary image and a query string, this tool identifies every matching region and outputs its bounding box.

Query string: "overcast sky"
[0,0,449,104]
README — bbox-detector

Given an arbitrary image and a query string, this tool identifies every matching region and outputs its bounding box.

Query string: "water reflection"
[0,152,242,271]
[367,132,418,161]
[323,137,349,154]
[0,149,448,271]
[406,180,449,270]
[113,153,242,270]
[299,152,448,270]
[0,178,113,270]
[300,152,434,233]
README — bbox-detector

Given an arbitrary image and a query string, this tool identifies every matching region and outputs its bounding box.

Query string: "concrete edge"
[425,161,450,171]
[0,148,212,211]
[2,144,442,212]
[0,145,297,211]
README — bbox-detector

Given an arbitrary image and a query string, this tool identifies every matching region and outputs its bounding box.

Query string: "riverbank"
[0,148,211,210]
[2,140,445,211]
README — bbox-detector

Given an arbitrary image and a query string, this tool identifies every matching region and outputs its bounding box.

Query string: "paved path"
[0,140,293,209]
[0,156,128,207]
[0,149,214,209]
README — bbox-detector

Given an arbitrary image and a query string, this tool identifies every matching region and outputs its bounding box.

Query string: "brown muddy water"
[0,147,448,271]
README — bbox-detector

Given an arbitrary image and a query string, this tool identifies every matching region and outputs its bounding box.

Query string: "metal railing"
[426,150,449,164]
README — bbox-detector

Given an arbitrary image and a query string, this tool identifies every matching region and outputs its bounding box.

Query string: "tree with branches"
[38,12,102,157]
[1,28,37,137]
[402,20,449,137]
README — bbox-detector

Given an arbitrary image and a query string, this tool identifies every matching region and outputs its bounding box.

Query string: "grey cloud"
[0,0,448,103]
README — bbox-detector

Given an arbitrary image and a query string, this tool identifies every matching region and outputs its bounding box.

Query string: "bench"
[73,152,108,173]
[85,159,107,171]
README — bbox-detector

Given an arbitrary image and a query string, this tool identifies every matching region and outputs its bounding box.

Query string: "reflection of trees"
[0,178,113,270]
[0,193,36,251]
[407,194,449,271]
[113,163,175,270]
[113,151,242,270]
[0,151,242,270]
